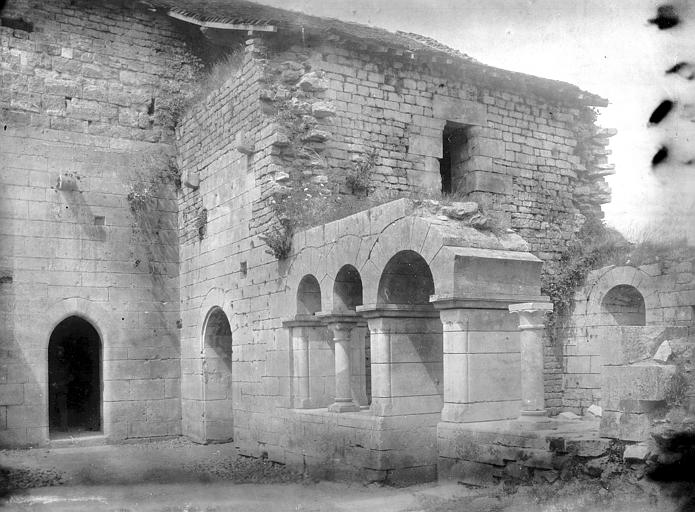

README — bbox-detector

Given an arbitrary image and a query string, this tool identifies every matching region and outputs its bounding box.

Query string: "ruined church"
[2,0,693,484]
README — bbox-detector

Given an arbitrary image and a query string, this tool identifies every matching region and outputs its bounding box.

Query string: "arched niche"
[377,250,435,306]
[297,274,322,315]
[333,265,363,312]
[48,315,102,437]
[602,284,646,326]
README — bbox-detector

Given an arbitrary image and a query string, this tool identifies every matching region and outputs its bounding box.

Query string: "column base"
[328,401,360,413]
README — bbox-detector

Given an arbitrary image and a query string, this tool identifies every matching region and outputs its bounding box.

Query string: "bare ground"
[0,438,692,511]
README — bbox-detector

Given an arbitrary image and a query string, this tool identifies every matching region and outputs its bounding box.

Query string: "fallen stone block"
[441,202,478,220]
[557,411,582,421]
[653,340,672,363]
[586,404,603,417]
[600,410,652,442]
[298,72,328,91]
[623,443,651,461]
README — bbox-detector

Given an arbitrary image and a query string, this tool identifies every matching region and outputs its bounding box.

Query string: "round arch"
[203,306,233,359]
[377,250,435,306]
[297,274,322,315]
[48,315,102,436]
[333,265,363,312]
[584,266,658,320]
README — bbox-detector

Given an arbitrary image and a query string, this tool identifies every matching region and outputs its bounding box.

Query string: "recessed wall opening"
[375,250,443,415]
[297,274,322,315]
[333,265,363,312]
[333,265,370,405]
[439,121,469,194]
[204,306,233,361]
[201,306,234,442]
[48,316,102,437]
[602,284,646,326]
[377,250,435,306]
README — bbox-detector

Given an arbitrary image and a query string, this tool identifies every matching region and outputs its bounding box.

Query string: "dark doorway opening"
[439,122,469,194]
[48,316,102,436]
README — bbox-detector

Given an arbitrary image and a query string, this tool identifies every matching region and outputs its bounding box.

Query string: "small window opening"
[1,17,34,32]
[439,122,469,194]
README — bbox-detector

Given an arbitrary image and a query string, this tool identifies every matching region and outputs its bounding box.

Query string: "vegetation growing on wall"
[127,152,181,276]
[541,216,629,349]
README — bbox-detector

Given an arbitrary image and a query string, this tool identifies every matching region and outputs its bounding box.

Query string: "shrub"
[260,219,293,260]
[542,216,629,346]
[345,149,378,195]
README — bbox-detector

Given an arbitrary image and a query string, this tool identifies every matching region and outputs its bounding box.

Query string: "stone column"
[283,316,323,409]
[318,313,360,413]
[509,302,553,420]
[351,322,369,406]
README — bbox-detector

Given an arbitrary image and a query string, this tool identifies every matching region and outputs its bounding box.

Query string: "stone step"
[49,433,107,449]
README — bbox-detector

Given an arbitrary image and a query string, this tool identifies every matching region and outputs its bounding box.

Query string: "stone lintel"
[432,96,487,126]
[356,304,440,319]
[432,295,547,311]
[315,311,360,325]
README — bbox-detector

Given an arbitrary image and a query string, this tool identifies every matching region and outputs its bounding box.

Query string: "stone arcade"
[0,0,651,484]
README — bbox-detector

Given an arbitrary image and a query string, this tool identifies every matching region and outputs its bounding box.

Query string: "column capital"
[509,302,553,329]
[282,314,325,328]
[315,311,361,333]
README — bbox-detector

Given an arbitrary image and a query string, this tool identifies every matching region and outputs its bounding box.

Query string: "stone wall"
[0,0,199,446]
[251,41,610,261]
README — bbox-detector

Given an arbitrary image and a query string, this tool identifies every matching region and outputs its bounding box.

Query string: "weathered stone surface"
[301,129,331,142]
[557,411,581,421]
[601,363,677,409]
[586,404,603,417]
[653,340,672,363]
[623,443,650,461]
[311,101,336,118]
[298,72,328,91]
[441,202,478,220]
[600,410,652,442]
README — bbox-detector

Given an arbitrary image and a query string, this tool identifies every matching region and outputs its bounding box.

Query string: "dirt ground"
[0,438,692,512]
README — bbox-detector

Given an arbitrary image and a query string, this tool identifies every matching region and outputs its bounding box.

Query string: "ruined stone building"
[4,0,691,484]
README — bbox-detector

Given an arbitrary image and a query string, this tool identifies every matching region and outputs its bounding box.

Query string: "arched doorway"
[48,316,102,437]
[202,306,234,442]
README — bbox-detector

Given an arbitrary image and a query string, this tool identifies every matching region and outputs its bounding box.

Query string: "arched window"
[602,285,646,326]
[48,316,101,436]
[297,274,321,315]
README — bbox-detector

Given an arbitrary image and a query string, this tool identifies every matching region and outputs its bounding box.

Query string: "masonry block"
[462,171,512,195]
